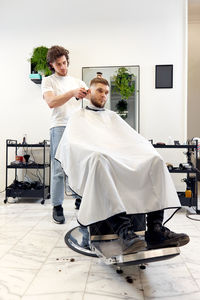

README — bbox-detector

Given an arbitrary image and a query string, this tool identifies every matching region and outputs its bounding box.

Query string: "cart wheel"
[140,264,146,270]
[116,267,123,274]
[41,200,45,205]
[4,199,7,204]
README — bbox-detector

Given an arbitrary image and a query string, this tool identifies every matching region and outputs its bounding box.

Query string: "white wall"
[0,0,187,191]
[188,22,200,138]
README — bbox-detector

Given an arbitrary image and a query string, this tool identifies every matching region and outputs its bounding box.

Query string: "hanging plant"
[113,67,135,119]
[113,67,135,100]
[29,46,52,76]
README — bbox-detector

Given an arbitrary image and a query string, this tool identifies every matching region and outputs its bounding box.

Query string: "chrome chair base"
[64,226,180,265]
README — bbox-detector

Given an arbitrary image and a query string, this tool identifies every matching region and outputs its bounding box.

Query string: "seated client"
[56,77,189,254]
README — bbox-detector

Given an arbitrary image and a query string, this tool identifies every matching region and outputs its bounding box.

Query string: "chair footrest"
[90,233,118,242]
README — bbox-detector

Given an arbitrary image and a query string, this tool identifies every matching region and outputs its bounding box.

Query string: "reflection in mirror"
[82,66,140,132]
[64,226,97,257]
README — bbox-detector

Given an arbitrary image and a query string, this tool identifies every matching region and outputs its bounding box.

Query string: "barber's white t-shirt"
[42,73,88,128]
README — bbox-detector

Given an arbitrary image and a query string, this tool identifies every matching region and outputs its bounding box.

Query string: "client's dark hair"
[90,77,109,87]
[47,45,69,72]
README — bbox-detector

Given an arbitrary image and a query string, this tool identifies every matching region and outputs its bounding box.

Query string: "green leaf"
[113,67,135,100]
[30,46,52,76]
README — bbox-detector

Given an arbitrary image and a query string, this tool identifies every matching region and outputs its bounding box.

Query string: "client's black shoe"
[53,205,65,224]
[145,224,190,249]
[118,226,147,254]
[75,198,81,210]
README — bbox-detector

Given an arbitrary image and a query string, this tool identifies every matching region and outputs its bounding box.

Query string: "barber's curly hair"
[47,45,69,72]
[90,77,109,87]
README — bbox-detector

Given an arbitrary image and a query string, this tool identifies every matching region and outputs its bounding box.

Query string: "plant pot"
[117,111,128,120]
[116,99,128,112]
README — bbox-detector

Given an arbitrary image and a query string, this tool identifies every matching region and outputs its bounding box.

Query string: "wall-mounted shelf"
[153,144,197,149]
[29,73,42,84]
[7,163,49,169]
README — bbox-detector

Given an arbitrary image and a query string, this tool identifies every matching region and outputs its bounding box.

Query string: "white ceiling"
[189,0,200,22]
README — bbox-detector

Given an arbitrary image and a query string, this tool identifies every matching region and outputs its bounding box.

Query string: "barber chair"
[65,214,180,270]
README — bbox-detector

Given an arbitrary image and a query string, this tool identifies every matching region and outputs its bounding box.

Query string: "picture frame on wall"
[155,64,173,88]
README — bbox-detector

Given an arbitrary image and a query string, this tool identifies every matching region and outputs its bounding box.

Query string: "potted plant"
[29,46,52,83]
[113,67,135,119]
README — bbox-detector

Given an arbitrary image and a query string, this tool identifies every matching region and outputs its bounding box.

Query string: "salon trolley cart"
[154,142,200,214]
[4,139,50,204]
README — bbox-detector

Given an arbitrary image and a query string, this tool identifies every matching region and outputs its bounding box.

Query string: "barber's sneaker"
[53,205,65,224]
[118,226,147,254]
[145,224,190,249]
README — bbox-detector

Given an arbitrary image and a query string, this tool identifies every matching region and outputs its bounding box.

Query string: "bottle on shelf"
[167,136,173,145]
[185,189,192,198]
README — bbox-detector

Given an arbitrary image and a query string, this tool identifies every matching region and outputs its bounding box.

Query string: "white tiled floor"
[1,195,200,300]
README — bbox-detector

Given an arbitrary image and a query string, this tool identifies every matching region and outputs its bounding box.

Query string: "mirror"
[82,65,140,132]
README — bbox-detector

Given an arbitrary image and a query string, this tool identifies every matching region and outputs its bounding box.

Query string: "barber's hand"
[73,87,88,99]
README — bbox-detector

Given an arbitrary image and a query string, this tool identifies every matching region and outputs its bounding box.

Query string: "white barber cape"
[56,106,181,226]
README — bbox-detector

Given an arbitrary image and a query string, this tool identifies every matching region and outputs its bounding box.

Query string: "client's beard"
[90,98,105,108]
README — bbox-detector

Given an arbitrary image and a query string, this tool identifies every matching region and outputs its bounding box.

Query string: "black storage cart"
[153,142,200,214]
[5,139,50,204]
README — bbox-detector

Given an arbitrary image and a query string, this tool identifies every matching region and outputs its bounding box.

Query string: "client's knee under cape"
[56,108,181,226]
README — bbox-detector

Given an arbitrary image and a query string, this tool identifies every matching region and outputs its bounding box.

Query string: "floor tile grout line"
[0,204,27,225]
[138,265,146,300]
[82,257,93,299]
[183,258,200,292]
[21,228,65,297]
[0,212,49,262]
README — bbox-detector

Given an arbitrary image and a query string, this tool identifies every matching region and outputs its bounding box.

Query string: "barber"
[42,45,88,224]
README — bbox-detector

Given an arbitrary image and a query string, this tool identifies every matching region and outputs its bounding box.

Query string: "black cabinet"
[5,139,50,204]
[153,143,199,213]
